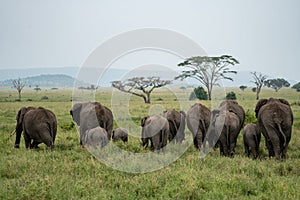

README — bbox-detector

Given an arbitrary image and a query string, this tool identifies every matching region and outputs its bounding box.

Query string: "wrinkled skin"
[243,123,261,159]
[186,103,211,151]
[219,100,245,132]
[15,107,57,150]
[70,102,113,145]
[163,109,186,143]
[209,109,240,157]
[84,126,109,148]
[112,127,128,143]
[255,98,293,159]
[141,115,169,153]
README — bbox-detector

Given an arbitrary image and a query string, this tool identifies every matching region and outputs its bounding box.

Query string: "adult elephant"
[14,107,57,150]
[163,109,186,143]
[255,98,293,159]
[70,102,113,145]
[141,115,169,153]
[219,100,245,132]
[209,109,240,157]
[186,103,211,151]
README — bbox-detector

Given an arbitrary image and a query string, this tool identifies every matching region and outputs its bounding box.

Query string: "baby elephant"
[243,123,261,159]
[84,127,109,148]
[112,127,128,143]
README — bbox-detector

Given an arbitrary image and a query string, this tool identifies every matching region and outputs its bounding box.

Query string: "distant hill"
[0,74,87,87]
[0,67,296,87]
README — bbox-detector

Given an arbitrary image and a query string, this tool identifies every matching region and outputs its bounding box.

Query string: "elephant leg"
[194,129,203,151]
[244,140,250,157]
[267,130,281,159]
[23,131,31,149]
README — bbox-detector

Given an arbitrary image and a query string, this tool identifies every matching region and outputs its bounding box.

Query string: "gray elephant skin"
[186,103,211,150]
[206,100,245,157]
[15,107,57,150]
[70,102,113,145]
[210,109,241,157]
[163,109,186,143]
[141,115,169,153]
[84,126,109,148]
[243,123,261,159]
[112,127,128,143]
[255,98,293,159]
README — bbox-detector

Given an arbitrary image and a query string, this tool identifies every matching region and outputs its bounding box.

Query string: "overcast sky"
[0,0,299,81]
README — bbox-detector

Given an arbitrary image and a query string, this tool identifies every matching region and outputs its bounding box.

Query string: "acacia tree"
[12,78,26,101]
[175,55,239,100]
[264,78,290,92]
[251,72,267,100]
[111,76,171,104]
[239,85,247,92]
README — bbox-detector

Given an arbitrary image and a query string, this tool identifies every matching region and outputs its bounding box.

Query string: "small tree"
[189,87,208,100]
[34,85,41,92]
[111,76,171,104]
[239,85,247,92]
[226,91,237,100]
[251,72,267,100]
[12,78,26,101]
[264,78,290,92]
[175,55,239,100]
[292,82,300,92]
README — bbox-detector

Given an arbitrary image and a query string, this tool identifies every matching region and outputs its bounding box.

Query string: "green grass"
[1,87,300,199]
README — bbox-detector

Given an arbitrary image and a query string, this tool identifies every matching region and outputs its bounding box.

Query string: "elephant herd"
[14,98,294,160]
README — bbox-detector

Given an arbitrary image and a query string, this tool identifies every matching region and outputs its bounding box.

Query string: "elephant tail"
[276,122,286,152]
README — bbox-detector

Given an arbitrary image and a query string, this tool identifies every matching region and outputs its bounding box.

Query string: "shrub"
[244,109,257,124]
[189,87,208,100]
[226,91,236,100]
[41,96,49,100]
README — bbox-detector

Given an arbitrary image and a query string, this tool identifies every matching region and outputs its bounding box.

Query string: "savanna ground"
[0,86,300,199]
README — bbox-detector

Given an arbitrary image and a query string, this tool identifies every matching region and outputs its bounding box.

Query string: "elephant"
[243,123,261,159]
[186,103,211,151]
[141,115,169,153]
[84,126,109,148]
[219,100,245,132]
[112,127,128,143]
[255,98,293,159]
[208,109,241,157]
[70,102,113,145]
[163,109,186,143]
[14,107,57,150]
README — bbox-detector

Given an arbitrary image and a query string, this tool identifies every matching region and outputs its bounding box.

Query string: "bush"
[41,96,49,100]
[226,91,236,100]
[189,87,208,100]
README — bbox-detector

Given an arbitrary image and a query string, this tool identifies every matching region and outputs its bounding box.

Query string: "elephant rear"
[84,126,109,148]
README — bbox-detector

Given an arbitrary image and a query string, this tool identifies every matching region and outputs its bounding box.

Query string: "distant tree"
[252,87,257,92]
[34,85,41,92]
[111,76,171,104]
[175,55,239,100]
[292,82,300,92]
[189,87,208,100]
[264,78,290,92]
[251,72,267,100]
[12,78,26,101]
[226,91,237,100]
[239,85,247,92]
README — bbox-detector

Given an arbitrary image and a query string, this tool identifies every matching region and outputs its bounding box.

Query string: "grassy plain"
[0,86,300,199]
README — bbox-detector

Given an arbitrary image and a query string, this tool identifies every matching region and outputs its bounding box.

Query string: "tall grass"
[1,87,300,199]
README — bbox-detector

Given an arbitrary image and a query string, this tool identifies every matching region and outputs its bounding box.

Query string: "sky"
[0,0,299,82]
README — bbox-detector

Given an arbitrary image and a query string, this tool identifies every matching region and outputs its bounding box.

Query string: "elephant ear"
[141,116,149,127]
[278,99,290,106]
[70,103,82,125]
[254,99,268,118]
[16,107,27,125]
